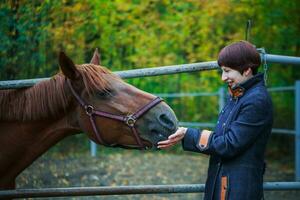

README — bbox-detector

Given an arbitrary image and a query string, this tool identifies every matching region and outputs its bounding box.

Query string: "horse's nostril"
[158,113,175,130]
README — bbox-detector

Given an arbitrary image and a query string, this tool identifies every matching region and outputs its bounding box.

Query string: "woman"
[158,41,273,200]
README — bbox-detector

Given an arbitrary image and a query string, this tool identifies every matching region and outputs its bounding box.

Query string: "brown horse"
[0,51,178,191]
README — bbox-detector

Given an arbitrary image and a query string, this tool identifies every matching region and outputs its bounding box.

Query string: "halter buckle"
[125,115,136,127]
[85,105,94,116]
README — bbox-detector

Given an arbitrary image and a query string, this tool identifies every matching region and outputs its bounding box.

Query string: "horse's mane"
[0,64,121,121]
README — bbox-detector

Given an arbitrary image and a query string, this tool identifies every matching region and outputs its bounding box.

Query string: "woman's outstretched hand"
[157,127,187,149]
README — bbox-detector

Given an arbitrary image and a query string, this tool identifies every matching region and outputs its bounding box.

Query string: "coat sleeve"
[182,97,272,159]
[182,127,202,152]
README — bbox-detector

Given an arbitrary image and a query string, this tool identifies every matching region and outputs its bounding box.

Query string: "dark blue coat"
[182,73,273,200]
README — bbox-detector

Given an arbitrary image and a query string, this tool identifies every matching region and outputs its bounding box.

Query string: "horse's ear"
[90,48,101,65]
[59,52,80,80]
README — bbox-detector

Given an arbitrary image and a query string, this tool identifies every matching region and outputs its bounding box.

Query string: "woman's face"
[221,66,249,88]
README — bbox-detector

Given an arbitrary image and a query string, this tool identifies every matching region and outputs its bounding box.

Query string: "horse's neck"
[0,117,81,188]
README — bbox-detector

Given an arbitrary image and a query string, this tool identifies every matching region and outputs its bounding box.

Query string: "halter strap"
[66,79,163,149]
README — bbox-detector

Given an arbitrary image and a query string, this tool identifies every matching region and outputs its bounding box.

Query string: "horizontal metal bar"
[156,92,219,98]
[0,61,219,89]
[115,61,218,79]
[268,86,295,92]
[179,122,215,128]
[264,182,300,190]
[1,182,299,199]
[272,128,296,135]
[0,184,204,199]
[0,78,49,89]
[155,86,294,98]
[266,54,300,65]
[179,122,295,135]
[1,52,299,90]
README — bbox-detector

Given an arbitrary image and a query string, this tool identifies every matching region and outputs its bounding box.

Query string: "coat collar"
[228,73,264,98]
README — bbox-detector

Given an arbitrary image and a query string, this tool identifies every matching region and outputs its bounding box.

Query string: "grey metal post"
[218,87,225,113]
[90,141,97,157]
[296,81,300,181]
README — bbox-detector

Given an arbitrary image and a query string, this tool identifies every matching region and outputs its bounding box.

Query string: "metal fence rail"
[1,53,300,89]
[0,61,218,89]
[179,122,296,135]
[1,182,300,199]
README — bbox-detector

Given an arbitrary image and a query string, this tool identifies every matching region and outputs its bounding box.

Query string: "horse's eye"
[96,89,113,98]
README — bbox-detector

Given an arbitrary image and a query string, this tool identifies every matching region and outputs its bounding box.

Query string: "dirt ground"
[16,143,300,200]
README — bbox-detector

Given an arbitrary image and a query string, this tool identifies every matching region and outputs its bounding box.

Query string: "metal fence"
[158,85,296,135]
[1,53,300,89]
[0,52,300,198]
[91,84,298,176]
[1,182,300,199]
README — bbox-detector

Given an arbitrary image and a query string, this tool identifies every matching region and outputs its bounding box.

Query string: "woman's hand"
[157,127,187,149]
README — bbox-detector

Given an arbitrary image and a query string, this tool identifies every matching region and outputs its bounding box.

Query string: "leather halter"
[66,79,163,149]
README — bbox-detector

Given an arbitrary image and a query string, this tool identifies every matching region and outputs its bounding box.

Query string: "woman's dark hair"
[217,40,261,74]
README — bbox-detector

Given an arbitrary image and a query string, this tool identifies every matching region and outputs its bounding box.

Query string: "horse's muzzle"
[139,102,178,149]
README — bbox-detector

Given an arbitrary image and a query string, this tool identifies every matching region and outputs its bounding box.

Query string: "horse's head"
[59,51,178,149]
